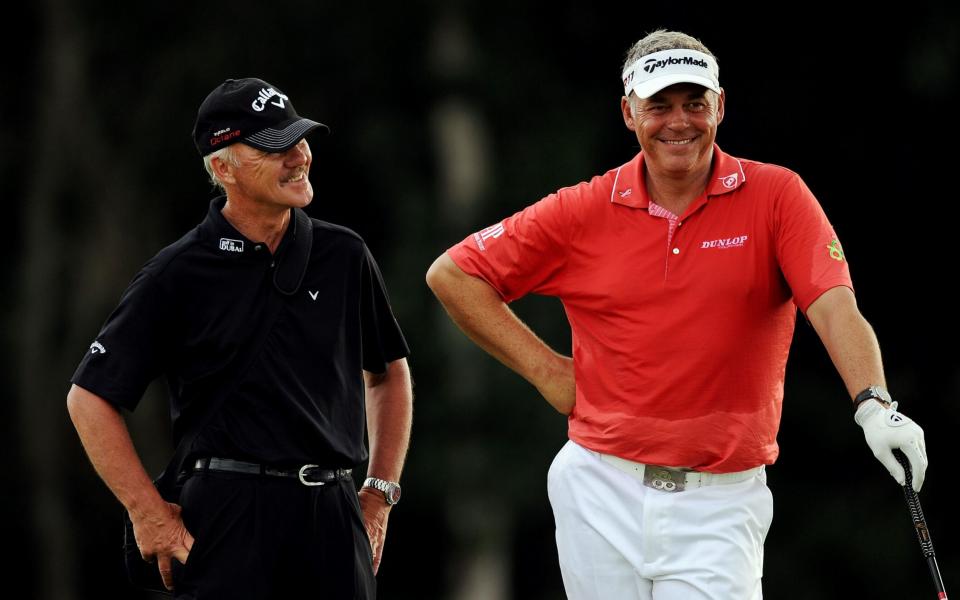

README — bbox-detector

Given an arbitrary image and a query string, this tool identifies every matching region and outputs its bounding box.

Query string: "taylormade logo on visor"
[643,55,709,74]
[622,49,720,98]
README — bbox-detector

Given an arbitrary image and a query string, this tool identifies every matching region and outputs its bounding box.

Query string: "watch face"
[386,483,401,504]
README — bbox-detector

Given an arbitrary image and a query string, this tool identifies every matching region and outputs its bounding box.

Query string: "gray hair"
[622,29,717,73]
[202,145,241,191]
[623,30,719,114]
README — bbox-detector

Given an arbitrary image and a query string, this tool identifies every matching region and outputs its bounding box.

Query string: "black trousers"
[171,470,376,599]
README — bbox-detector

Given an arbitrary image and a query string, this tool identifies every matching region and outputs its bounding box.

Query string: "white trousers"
[547,440,773,600]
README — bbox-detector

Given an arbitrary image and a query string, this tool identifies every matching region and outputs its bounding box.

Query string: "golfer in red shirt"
[427,29,927,600]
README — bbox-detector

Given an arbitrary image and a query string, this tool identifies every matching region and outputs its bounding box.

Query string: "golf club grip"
[893,449,948,598]
[894,450,936,557]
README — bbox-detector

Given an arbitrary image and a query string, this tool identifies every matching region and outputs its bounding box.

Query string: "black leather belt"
[193,457,352,487]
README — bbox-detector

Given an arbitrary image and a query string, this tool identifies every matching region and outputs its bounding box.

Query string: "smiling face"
[217,138,314,211]
[621,82,725,181]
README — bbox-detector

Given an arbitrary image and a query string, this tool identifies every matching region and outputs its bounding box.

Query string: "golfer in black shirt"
[67,77,412,599]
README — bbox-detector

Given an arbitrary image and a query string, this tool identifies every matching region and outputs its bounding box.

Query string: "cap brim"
[631,74,721,99]
[244,118,330,152]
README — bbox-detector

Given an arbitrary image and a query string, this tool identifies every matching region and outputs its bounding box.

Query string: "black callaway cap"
[192,77,329,156]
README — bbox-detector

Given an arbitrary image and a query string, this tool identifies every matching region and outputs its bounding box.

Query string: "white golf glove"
[855,400,927,491]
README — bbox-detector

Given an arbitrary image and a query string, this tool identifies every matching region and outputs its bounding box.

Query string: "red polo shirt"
[447,145,852,472]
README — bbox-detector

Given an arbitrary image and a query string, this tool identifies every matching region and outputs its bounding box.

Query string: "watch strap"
[362,477,400,505]
[853,385,892,410]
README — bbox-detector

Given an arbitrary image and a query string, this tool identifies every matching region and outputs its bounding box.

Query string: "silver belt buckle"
[298,464,325,486]
[643,465,686,492]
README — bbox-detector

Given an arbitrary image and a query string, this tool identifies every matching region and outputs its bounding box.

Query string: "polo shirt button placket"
[252,243,275,268]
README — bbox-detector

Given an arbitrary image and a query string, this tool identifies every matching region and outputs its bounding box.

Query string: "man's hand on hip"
[131,501,194,590]
[358,487,391,575]
[855,400,928,490]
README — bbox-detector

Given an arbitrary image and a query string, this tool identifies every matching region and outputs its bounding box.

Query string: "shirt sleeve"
[446,189,576,302]
[774,173,854,314]
[360,245,410,374]
[70,269,176,411]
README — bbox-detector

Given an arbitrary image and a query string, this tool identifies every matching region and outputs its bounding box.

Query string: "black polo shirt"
[71,197,409,467]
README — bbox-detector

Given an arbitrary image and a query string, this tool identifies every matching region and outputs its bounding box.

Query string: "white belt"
[598,452,763,493]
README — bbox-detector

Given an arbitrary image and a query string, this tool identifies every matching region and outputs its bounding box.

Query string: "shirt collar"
[198,195,303,257]
[609,144,747,209]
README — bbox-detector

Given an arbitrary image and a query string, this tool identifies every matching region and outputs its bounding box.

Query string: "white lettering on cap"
[622,49,720,99]
[251,87,289,112]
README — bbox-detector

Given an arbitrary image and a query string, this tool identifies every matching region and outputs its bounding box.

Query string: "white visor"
[622,49,720,99]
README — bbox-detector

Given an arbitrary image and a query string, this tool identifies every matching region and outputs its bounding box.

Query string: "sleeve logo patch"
[473,223,504,252]
[827,239,845,262]
[89,341,106,355]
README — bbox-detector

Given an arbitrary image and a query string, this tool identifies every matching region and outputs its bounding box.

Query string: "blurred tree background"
[3,1,958,598]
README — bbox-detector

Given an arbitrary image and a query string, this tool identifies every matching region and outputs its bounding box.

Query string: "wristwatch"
[853,385,892,410]
[363,477,402,506]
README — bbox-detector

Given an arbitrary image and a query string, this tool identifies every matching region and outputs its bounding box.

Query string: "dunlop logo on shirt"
[700,235,748,250]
